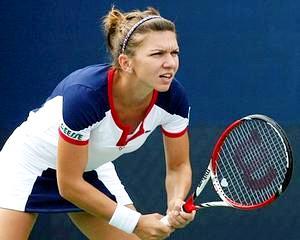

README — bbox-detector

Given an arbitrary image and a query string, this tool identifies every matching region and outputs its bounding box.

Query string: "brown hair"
[102,6,176,68]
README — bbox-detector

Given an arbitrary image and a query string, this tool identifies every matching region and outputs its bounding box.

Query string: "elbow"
[57,179,70,199]
[57,177,78,201]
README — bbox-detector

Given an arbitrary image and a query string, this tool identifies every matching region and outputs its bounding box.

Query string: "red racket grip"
[182,194,198,213]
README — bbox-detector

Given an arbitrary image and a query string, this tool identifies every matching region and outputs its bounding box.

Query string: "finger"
[171,210,196,228]
[168,213,188,227]
[170,219,189,229]
[174,215,189,226]
[169,210,190,223]
[179,210,196,221]
[158,221,174,234]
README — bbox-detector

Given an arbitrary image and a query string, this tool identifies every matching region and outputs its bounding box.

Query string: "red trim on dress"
[107,68,158,146]
[161,127,188,138]
[58,129,89,146]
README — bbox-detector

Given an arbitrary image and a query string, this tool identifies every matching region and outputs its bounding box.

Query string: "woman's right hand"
[133,214,174,240]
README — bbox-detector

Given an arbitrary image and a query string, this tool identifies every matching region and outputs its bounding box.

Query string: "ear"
[118,54,133,73]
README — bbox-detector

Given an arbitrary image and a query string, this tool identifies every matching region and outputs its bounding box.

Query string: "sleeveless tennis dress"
[0,64,190,212]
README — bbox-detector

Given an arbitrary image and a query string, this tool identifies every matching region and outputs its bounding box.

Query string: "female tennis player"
[0,6,195,240]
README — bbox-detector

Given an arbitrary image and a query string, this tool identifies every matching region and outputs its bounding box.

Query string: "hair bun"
[103,7,126,50]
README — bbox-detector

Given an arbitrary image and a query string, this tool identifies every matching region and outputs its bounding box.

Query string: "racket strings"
[215,120,288,206]
[238,122,278,201]
[219,131,268,204]
[248,121,287,190]
[236,121,285,201]
[236,123,283,196]
[233,122,285,203]
[254,122,287,182]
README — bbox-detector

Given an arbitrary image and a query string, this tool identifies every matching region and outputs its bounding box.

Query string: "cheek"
[139,61,160,74]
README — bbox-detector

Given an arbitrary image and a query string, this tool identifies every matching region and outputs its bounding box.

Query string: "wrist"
[109,204,141,234]
[167,198,185,211]
[168,197,185,205]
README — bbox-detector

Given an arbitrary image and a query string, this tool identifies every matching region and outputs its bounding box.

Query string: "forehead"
[137,31,178,50]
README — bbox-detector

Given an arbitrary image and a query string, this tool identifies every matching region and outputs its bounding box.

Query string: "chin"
[155,84,171,92]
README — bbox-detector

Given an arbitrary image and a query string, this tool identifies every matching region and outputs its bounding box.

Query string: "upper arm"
[57,85,101,190]
[56,136,88,194]
[163,131,190,171]
[57,83,105,170]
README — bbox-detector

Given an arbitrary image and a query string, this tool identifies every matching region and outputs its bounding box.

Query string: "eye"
[150,52,163,56]
[171,50,180,56]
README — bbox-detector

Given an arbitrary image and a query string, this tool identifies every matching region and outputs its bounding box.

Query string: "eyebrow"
[149,48,180,52]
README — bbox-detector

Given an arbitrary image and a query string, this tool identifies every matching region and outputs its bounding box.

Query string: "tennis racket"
[161,114,293,225]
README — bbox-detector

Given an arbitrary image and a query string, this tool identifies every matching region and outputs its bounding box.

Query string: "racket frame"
[183,114,293,212]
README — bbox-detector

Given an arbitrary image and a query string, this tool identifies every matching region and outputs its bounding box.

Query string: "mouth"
[159,73,173,82]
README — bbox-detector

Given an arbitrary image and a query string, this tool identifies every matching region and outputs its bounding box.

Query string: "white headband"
[120,15,161,53]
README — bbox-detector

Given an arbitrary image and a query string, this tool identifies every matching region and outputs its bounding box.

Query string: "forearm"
[57,138,141,234]
[164,161,196,229]
[59,177,116,221]
[165,162,192,205]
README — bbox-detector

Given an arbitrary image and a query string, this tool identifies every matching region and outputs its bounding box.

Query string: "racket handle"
[160,194,198,226]
[182,194,198,213]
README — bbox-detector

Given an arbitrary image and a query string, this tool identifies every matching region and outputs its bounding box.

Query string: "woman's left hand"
[166,199,196,229]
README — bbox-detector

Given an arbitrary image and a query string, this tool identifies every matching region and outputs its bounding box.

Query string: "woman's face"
[130,31,179,92]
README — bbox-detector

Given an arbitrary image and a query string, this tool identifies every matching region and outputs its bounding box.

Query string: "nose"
[162,53,178,69]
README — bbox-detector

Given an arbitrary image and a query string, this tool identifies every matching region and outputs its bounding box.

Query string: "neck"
[113,70,153,108]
